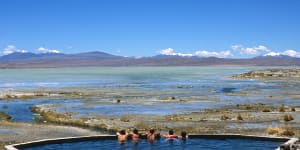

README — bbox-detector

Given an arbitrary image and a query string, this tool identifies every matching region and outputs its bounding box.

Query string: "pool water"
[21,138,282,150]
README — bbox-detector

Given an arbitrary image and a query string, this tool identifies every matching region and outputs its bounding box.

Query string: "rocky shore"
[232,68,300,78]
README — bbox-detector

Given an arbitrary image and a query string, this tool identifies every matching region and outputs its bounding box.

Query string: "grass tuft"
[120,115,131,122]
[266,127,295,136]
[262,108,272,112]
[236,113,243,120]
[279,105,285,112]
[291,107,296,112]
[221,114,230,120]
[283,114,294,122]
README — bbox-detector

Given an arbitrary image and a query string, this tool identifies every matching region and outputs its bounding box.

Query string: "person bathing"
[146,128,160,144]
[116,129,129,144]
[130,128,141,144]
[163,129,178,140]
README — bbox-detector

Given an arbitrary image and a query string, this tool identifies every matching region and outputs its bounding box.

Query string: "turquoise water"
[0,66,260,90]
[21,138,283,150]
[1,66,297,121]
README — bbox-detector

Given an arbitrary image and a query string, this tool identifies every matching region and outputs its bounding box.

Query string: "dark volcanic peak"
[0,52,37,61]
[0,52,68,61]
[74,51,122,59]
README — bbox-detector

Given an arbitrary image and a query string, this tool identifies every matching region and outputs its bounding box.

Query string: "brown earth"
[0,121,104,149]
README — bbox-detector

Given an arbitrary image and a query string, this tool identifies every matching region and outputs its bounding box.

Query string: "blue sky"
[0,0,300,58]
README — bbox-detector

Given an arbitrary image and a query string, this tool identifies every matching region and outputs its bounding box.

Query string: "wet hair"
[181,131,187,137]
[133,128,139,134]
[149,128,155,134]
[169,129,174,135]
[120,130,126,135]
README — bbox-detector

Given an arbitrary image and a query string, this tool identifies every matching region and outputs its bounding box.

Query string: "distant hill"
[0,52,38,61]
[255,54,294,59]
[69,51,123,59]
[1,51,300,68]
[0,52,66,62]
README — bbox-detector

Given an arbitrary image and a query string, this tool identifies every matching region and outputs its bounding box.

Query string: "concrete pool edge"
[5,135,115,150]
[4,134,297,150]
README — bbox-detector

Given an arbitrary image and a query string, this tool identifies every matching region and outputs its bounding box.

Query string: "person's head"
[120,129,126,135]
[133,128,139,134]
[181,131,187,137]
[149,128,155,134]
[169,129,174,135]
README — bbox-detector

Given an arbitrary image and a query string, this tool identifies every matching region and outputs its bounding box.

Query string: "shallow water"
[0,66,261,90]
[21,138,283,150]
[1,66,298,122]
[0,99,72,122]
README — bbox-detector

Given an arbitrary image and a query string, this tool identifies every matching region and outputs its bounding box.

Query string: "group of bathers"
[116,128,187,144]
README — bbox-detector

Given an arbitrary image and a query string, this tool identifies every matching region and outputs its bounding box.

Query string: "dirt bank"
[0,121,104,149]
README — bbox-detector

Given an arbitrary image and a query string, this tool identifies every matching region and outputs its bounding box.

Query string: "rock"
[157,96,176,101]
[2,105,8,109]
[0,112,12,120]
[176,85,193,89]
[170,96,176,100]
[221,88,236,93]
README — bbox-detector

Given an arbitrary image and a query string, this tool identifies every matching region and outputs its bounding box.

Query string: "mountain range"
[1,51,300,68]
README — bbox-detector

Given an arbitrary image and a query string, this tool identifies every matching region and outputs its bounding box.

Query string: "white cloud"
[282,50,300,57]
[37,47,61,54]
[159,48,193,57]
[264,52,280,57]
[195,50,232,58]
[231,45,242,50]
[231,45,270,55]
[255,45,269,51]
[160,48,232,58]
[160,48,174,55]
[3,45,28,55]
[159,46,299,58]
[264,49,300,57]
[243,48,258,55]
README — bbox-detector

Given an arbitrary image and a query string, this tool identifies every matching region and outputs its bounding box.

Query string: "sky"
[0,0,300,58]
